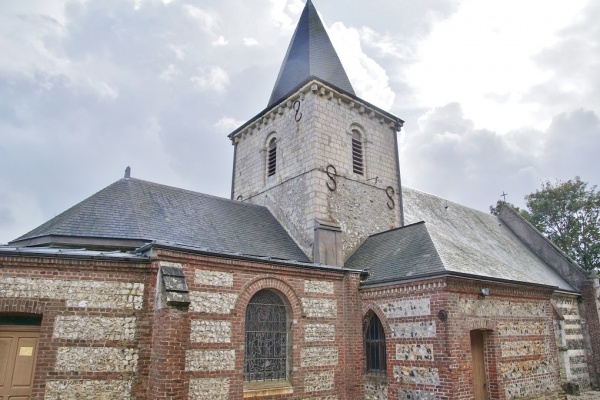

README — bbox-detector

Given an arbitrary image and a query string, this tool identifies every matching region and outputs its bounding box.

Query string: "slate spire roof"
[268,0,355,107]
[10,177,310,263]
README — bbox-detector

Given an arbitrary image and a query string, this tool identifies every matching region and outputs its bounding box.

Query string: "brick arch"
[0,298,46,316]
[362,301,392,340]
[234,276,303,320]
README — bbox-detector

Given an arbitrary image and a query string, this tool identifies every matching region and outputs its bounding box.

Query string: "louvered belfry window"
[352,130,363,175]
[244,290,288,381]
[267,138,277,177]
[365,313,386,373]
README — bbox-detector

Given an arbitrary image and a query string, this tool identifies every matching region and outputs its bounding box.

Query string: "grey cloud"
[526,1,600,115]
[540,108,600,184]
[401,103,540,210]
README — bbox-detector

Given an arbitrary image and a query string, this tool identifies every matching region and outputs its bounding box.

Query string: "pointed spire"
[268,0,355,107]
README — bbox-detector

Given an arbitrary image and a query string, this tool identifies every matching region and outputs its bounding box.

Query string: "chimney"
[313,219,343,267]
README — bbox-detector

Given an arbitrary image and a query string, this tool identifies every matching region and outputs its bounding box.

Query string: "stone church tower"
[229,0,404,265]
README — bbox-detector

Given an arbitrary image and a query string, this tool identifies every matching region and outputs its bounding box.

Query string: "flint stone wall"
[305,280,334,294]
[54,347,138,372]
[393,366,439,386]
[500,359,550,380]
[497,321,548,336]
[396,343,434,361]
[505,376,554,400]
[190,320,231,343]
[0,276,144,309]
[379,298,429,319]
[44,379,132,399]
[458,297,545,317]
[390,321,436,339]
[301,346,338,367]
[304,323,335,342]
[304,370,335,392]
[397,389,436,400]
[185,350,235,371]
[195,270,233,287]
[501,340,546,358]
[364,381,387,400]
[53,316,136,341]
[189,291,237,314]
[188,377,230,400]
[301,298,337,318]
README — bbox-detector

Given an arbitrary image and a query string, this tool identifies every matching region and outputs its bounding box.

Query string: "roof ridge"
[403,186,495,218]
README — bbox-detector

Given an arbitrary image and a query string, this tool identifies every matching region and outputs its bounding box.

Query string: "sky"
[1,0,599,244]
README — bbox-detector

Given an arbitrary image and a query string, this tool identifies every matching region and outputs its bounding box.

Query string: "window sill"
[243,380,293,398]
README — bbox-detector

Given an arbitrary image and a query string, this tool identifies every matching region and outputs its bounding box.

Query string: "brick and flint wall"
[231,80,402,260]
[0,248,362,399]
[361,277,573,400]
[0,254,149,399]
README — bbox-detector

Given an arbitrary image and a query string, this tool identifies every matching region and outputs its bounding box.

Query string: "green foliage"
[489,200,530,220]
[525,177,600,272]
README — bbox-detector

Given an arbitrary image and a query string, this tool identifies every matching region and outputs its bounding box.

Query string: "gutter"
[360,270,579,295]
[137,241,363,274]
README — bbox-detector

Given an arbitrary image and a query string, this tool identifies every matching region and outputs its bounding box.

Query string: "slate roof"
[267,0,355,107]
[350,187,575,291]
[346,222,445,281]
[11,178,310,263]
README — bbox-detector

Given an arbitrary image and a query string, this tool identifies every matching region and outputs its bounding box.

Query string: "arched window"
[267,137,277,177]
[244,290,288,381]
[365,313,386,373]
[352,130,363,175]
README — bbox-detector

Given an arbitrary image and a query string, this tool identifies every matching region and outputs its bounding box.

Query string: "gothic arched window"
[352,130,364,175]
[267,137,277,177]
[365,313,386,373]
[244,290,288,381]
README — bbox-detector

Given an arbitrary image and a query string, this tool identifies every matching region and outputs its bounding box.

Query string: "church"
[1,1,598,399]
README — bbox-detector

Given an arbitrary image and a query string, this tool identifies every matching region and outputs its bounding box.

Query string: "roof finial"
[124,166,131,179]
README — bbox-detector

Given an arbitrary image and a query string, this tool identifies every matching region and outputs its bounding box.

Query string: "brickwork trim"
[233,276,303,318]
[0,298,46,315]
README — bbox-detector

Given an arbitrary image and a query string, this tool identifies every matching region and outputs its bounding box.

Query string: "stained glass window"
[244,290,288,381]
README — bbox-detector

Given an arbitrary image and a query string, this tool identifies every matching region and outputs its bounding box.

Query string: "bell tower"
[229,0,404,265]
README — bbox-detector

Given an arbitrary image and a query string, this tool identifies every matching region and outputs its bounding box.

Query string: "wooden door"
[0,327,40,400]
[470,330,488,400]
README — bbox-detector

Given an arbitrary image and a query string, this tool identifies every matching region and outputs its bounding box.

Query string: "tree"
[489,200,530,219]
[525,177,600,272]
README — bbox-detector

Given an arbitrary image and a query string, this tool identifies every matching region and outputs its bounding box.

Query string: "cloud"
[243,38,259,47]
[401,103,540,209]
[540,109,600,183]
[159,64,179,81]
[190,66,229,93]
[183,5,221,35]
[213,117,244,133]
[328,22,395,110]
[212,36,228,46]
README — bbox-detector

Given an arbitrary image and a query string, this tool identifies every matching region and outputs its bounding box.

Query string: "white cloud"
[405,0,587,133]
[190,66,230,93]
[183,5,221,35]
[169,44,186,60]
[213,117,244,133]
[212,36,228,46]
[159,64,179,81]
[328,22,395,110]
[243,37,259,47]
